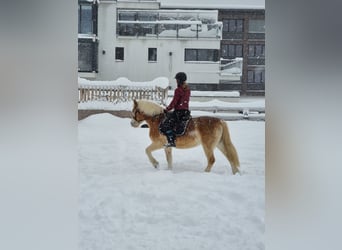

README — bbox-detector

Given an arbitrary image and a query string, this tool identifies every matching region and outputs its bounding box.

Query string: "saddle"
[174,118,191,136]
[159,111,192,137]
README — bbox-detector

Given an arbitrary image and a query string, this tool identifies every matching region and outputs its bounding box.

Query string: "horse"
[130,99,240,174]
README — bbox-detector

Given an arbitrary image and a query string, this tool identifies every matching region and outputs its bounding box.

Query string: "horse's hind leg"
[217,143,240,175]
[164,147,173,170]
[146,142,163,168]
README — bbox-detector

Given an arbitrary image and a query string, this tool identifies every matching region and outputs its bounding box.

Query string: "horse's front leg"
[145,142,163,169]
[164,147,173,170]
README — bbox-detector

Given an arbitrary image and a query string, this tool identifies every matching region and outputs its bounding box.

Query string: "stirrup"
[164,142,176,148]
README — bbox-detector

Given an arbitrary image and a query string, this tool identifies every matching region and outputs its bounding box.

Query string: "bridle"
[131,108,145,123]
[131,108,164,124]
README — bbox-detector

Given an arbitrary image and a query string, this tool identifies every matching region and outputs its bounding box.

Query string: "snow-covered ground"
[79,113,265,250]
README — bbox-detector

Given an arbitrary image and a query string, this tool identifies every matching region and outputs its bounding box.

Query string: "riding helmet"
[175,72,187,84]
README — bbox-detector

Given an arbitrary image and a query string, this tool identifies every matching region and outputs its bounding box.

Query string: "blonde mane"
[137,100,164,116]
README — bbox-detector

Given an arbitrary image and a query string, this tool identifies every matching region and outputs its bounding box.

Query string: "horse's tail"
[219,121,240,174]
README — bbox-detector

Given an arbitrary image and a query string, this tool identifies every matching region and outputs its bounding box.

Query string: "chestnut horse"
[130,99,240,174]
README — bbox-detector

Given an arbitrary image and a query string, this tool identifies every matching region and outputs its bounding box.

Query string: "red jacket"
[166,85,191,111]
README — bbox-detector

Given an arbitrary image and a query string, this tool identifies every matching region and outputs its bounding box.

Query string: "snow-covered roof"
[159,0,265,10]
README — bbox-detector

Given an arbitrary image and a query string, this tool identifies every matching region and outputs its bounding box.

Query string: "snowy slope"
[79,114,264,250]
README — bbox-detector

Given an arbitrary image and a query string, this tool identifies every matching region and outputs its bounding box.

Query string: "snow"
[79,113,264,250]
[78,77,169,89]
[159,0,265,9]
[173,90,240,97]
[78,34,96,39]
[78,98,264,111]
[159,26,219,38]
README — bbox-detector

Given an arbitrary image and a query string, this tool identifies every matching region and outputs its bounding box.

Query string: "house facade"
[78,0,265,94]
[218,9,265,95]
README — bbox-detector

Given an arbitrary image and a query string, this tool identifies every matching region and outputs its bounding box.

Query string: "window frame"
[247,69,265,83]
[221,44,243,59]
[78,39,98,73]
[184,48,219,62]
[148,48,157,62]
[78,1,97,35]
[248,19,265,34]
[115,47,124,61]
[248,44,265,58]
[223,19,244,33]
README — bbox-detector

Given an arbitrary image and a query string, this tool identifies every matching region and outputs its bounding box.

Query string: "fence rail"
[78,85,168,105]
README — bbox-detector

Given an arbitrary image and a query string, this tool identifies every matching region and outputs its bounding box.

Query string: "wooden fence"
[78,85,168,105]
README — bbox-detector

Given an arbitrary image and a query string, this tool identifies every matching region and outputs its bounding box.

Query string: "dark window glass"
[138,12,157,21]
[248,44,265,57]
[222,44,243,59]
[198,49,208,61]
[247,69,265,83]
[115,47,124,60]
[228,45,235,57]
[118,23,137,36]
[249,19,265,33]
[185,49,197,61]
[229,20,236,32]
[223,20,229,32]
[255,45,262,56]
[119,11,136,21]
[236,45,243,57]
[185,49,219,62]
[223,19,244,33]
[148,48,157,61]
[248,45,255,57]
[137,24,157,36]
[248,71,253,83]
[255,71,261,83]
[221,45,228,58]
[79,4,93,34]
[78,40,97,72]
[236,19,243,32]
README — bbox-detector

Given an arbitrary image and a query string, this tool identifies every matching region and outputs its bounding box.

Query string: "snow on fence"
[78,77,169,105]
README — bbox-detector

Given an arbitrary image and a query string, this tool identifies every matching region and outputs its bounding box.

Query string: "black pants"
[159,110,191,136]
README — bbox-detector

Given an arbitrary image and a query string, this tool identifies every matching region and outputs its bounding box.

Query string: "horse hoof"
[154,163,159,169]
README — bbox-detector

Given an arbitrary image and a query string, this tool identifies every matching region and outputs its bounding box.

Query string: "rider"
[161,72,191,147]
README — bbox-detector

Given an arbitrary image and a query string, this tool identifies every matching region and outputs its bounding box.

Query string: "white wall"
[97,3,117,81]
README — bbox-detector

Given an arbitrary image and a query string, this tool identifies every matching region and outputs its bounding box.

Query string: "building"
[219,8,265,95]
[159,0,265,94]
[78,0,265,95]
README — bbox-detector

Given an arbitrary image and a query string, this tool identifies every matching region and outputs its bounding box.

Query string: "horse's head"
[130,99,164,127]
[130,100,144,127]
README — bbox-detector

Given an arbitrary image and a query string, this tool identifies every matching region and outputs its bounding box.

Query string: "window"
[221,44,243,59]
[223,19,243,33]
[148,48,157,62]
[118,11,136,21]
[247,69,265,83]
[78,39,98,72]
[248,44,265,57]
[249,19,265,33]
[118,23,137,36]
[185,49,219,62]
[117,10,221,39]
[115,47,124,61]
[138,12,158,21]
[78,2,97,34]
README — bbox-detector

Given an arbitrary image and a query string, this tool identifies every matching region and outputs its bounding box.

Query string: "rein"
[151,113,165,122]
